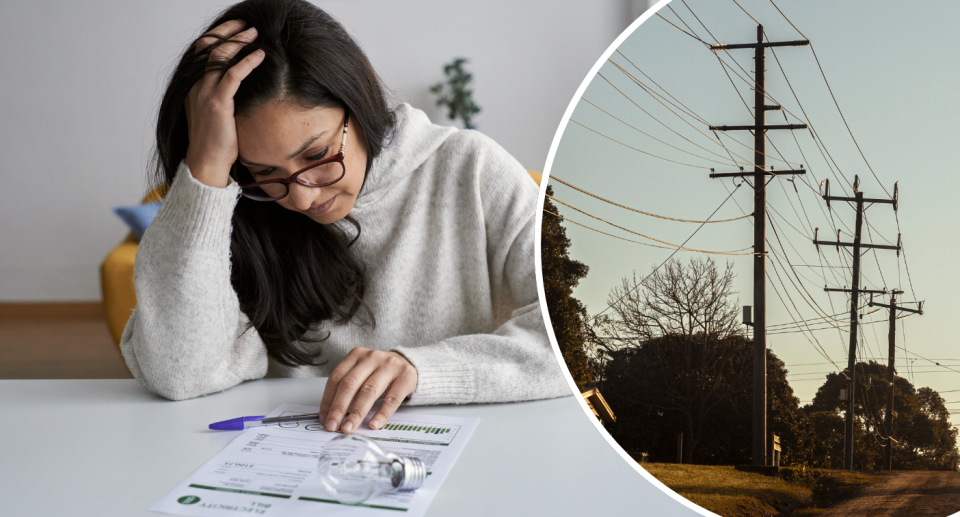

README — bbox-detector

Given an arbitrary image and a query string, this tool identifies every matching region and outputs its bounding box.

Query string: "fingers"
[324,355,379,433]
[198,26,260,93]
[318,349,362,425]
[339,369,394,433]
[216,47,266,100]
[320,349,418,433]
[369,373,417,431]
[208,26,259,64]
[194,19,247,53]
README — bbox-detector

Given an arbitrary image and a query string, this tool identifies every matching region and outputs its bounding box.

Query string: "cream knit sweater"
[120,104,569,404]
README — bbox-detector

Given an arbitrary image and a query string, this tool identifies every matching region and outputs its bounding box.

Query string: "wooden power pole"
[869,292,923,470]
[708,25,809,467]
[815,177,900,470]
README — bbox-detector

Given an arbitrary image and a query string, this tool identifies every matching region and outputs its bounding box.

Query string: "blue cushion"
[113,201,162,239]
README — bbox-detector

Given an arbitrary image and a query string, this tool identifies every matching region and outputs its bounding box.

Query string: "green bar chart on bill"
[373,420,462,446]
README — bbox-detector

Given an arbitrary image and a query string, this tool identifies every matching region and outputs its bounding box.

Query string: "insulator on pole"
[814,227,819,252]
[893,182,899,212]
[896,233,902,257]
[853,174,860,192]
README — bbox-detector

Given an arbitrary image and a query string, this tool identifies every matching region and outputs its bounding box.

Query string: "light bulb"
[316,434,426,504]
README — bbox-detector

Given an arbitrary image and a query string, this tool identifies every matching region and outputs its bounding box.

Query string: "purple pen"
[208,413,319,431]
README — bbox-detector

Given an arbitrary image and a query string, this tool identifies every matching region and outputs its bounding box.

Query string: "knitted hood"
[350,103,457,212]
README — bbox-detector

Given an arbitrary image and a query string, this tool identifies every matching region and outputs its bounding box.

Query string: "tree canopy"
[805,361,959,470]
[540,186,592,390]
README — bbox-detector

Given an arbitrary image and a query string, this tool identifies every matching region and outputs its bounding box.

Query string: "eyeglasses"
[235,109,350,201]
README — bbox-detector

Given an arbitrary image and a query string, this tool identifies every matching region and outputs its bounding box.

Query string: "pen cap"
[209,416,266,431]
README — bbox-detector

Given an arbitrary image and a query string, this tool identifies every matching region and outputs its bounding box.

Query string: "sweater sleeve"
[119,161,268,401]
[393,137,571,405]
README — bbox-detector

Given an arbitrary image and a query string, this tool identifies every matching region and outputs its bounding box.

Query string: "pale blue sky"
[547,0,960,427]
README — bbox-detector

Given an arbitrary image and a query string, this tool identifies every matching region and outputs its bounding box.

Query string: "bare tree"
[594,258,751,463]
[598,258,742,345]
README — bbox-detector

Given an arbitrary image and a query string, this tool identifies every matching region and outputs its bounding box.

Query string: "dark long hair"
[152,0,394,366]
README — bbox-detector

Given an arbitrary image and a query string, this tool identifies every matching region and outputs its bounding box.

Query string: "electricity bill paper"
[150,404,478,517]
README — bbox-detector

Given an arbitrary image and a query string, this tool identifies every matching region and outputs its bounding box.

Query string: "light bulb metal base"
[395,457,426,490]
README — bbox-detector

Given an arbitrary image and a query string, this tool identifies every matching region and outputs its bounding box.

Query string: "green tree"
[602,336,817,465]
[540,186,592,389]
[595,258,820,465]
[806,361,959,470]
[766,353,821,467]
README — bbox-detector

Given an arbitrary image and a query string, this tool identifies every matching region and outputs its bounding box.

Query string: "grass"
[640,463,881,517]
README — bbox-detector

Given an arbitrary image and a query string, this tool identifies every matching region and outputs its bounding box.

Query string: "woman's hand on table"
[184,19,265,188]
[319,348,418,433]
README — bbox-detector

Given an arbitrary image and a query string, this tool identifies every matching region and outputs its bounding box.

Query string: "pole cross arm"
[710,40,810,50]
[821,179,898,211]
[823,196,896,205]
[814,240,900,251]
[709,124,808,131]
[824,287,893,295]
[869,301,923,315]
[813,228,901,255]
[710,168,805,178]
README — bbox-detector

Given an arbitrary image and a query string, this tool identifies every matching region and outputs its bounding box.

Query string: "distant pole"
[869,293,922,470]
[884,293,896,470]
[843,191,864,471]
[817,181,901,470]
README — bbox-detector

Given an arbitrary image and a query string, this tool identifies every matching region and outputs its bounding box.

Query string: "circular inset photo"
[539,1,959,515]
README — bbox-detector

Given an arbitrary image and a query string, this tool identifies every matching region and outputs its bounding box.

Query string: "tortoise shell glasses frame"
[234,108,351,201]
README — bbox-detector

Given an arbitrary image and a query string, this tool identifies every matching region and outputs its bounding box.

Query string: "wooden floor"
[0,314,133,379]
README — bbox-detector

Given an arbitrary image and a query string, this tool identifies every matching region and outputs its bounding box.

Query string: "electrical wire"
[568,119,709,169]
[547,195,754,255]
[550,175,752,223]
[589,181,747,321]
[581,95,736,165]
[542,208,675,251]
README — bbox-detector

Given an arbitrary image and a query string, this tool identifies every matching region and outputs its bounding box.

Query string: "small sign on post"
[770,433,782,467]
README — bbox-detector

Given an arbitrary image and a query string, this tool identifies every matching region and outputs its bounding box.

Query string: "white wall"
[0,0,635,301]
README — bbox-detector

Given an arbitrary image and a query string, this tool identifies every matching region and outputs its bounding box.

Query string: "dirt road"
[820,471,960,516]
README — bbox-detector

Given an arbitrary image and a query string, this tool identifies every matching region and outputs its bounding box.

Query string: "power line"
[767,0,891,199]
[656,12,709,45]
[589,181,746,321]
[542,208,675,251]
[582,94,735,166]
[547,195,756,256]
[896,346,960,375]
[608,57,802,168]
[550,176,752,223]
[731,0,760,25]
[568,119,709,169]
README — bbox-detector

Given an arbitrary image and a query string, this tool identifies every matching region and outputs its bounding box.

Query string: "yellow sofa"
[100,171,543,346]
[101,186,166,345]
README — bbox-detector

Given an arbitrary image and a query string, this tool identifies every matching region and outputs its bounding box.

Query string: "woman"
[120,0,568,434]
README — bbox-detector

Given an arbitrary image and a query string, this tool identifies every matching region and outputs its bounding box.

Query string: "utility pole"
[815,177,900,470]
[708,25,809,467]
[869,293,923,470]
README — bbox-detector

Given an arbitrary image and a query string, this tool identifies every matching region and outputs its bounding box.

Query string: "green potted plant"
[430,58,481,130]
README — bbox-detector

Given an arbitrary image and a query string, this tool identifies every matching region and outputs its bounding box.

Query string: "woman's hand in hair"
[319,348,419,433]
[183,19,266,188]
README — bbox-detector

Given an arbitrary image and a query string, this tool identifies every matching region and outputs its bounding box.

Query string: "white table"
[0,379,704,516]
